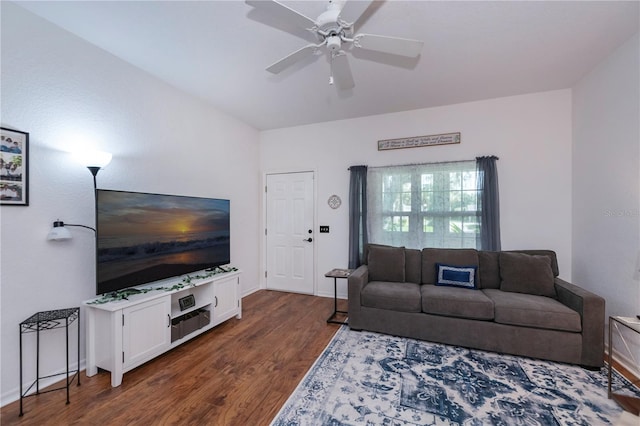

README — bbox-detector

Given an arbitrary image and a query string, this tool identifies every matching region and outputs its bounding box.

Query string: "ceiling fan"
[245,0,424,90]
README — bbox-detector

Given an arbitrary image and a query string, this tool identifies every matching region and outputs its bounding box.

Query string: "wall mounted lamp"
[46,220,96,241]
[48,149,112,241]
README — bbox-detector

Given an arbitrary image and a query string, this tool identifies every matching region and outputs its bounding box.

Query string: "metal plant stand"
[19,307,80,417]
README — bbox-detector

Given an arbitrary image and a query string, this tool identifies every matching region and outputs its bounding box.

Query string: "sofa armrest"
[348,265,369,330]
[555,277,605,367]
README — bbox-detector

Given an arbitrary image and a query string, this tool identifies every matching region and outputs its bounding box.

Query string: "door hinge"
[265,271,268,278]
[265,228,267,236]
[265,185,267,193]
[122,352,125,363]
[122,314,125,327]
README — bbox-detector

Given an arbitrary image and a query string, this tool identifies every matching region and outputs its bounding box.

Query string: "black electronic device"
[179,295,196,311]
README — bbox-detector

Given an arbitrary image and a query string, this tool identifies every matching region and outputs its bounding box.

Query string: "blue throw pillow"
[436,264,477,289]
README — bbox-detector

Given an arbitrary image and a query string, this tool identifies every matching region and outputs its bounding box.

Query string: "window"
[367,161,480,249]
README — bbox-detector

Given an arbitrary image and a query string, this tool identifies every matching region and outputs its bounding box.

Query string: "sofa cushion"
[483,289,581,332]
[363,243,388,264]
[499,252,556,298]
[478,251,500,289]
[507,250,559,277]
[436,264,477,289]
[422,285,494,320]
[405,248,422,284]
[362,281,422,313]
[365,244,421,283]
[368,245,405,282]
[422,248,479,285]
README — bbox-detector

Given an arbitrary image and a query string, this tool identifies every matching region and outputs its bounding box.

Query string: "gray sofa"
[348,245,605,368]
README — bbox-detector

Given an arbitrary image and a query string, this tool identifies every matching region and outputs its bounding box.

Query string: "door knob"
[303,238,313,242]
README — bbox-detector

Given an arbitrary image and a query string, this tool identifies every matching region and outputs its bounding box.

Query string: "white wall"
[0,3,260,404]
[260,90,573,298]
[572,33,640,372]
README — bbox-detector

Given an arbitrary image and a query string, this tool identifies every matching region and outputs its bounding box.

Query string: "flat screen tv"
[96,189,230,295]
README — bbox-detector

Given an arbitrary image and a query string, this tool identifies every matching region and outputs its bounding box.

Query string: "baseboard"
[0,361,86,408]
[315,291,348,300]
[242,286,261,298]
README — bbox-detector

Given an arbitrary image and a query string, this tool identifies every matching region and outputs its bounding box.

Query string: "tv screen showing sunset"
[96,190,230,294]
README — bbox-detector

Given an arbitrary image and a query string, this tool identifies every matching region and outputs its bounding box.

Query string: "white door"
[266,172,314,294]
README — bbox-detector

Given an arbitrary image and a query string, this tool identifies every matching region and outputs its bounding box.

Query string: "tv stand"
[83,270,241,387]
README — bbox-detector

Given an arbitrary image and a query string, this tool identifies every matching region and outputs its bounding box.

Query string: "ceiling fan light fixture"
[326,35,342,52]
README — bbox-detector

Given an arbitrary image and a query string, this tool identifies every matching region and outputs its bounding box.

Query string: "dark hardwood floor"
[1,290,346,425]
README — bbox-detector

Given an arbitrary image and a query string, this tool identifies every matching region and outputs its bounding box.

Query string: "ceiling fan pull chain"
[329,53,335,85]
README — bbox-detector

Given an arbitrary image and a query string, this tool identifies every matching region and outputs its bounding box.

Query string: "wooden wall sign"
[378,132,461,151]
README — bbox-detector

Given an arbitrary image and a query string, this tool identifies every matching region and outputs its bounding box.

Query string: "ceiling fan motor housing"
[316,1,352,39]
[317,1,341,28]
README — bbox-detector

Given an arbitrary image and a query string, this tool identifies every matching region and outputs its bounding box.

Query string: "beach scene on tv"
[97,190,230,293]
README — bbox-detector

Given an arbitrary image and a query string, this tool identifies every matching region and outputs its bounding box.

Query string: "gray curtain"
[348,165,368,269]
[476,156,501,251]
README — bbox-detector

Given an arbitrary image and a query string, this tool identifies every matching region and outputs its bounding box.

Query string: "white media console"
[83,270,241,387]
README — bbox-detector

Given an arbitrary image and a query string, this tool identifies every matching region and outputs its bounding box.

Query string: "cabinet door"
[213,276,239,325]
[122,297,171,369]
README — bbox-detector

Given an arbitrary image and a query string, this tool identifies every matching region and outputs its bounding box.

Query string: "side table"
[19,307,81,417]
[608,315,640,416]
[325,268,353,325]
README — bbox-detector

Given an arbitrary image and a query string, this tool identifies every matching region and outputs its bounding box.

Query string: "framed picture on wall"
[0,127,29,206]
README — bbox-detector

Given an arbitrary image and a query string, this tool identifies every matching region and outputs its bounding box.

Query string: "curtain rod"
[348,156,498,171]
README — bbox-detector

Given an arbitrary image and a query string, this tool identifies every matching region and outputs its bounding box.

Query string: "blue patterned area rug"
[271,326,639,425]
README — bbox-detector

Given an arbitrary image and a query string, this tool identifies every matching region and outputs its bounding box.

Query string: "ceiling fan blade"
[354,33,424,57]
[332,52,355,90]
[246,0,317,30]
[338,0,375,26]
[266,44,319,74]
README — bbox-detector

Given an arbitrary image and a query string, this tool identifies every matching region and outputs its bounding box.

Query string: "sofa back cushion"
[368,245,405,282]
[405,249,422,284]
[363,243,385,265]
[505,250,559,277]
[480,250,559,289]
[478,251,500,289]
[364,244,422,283]
[499,252,556,298]
[421,248,479,285]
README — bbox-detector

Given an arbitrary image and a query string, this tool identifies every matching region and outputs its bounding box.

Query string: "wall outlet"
[319,226,330,233]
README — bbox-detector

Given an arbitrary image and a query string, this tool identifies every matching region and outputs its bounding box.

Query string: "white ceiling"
[15,1,640,131]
